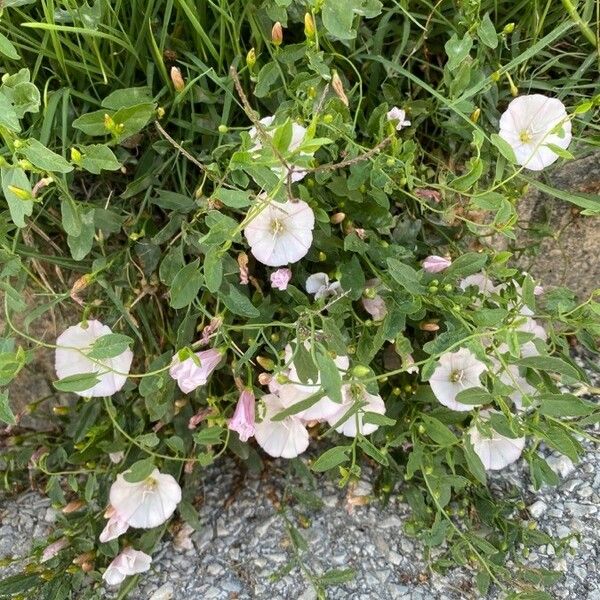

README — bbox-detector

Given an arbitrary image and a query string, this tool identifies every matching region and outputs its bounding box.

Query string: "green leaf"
[86,333,133,360]
[123,458,155,483]
[322,0,382,40]
[137,432,160,448]
[193,426,223,446]
[203,248,223,293]
[362,411,396,426]
[78,144,121,174]
[455,387,493,406]
[421,415,458,446]
[339,255,365,300]
[0,574,41,596]
[271,391,324,421]
[537,393,596,417]
[387,258,425,295]
[358,437,389,465]
[169,261,202,309]
[445,33,473,70]
[53,372,101,393]
[0,391,16,425]
[212,189,251,208]
[66,208,95,260]
[0,32,20,60]
[60,197,81,237]
[316,348,342,404]
[445,252,488,278]
[101,87,153,110]
[20,139,73,173]
[518,356,580,381]
[490,133,517,163]
[220,284,260,318]
[319,568,356,586]
[311,446,350,472]
[477,13,498,48]
[1,166,33,228]
[464,437,487,484]
[254,62,280,98]
[0,93,20,131]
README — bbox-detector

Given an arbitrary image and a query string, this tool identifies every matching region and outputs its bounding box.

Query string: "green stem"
[561,0,598,47]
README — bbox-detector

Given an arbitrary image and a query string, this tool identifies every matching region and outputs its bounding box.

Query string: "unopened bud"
[170,66,185,92]
[62,500,85,514]
[256,356,274,370]
[80,561,94,573]
[72,551,94,565]
[52,406,69,415]
[502,22,515,34]
[17,159,32,170]
[491,70,501,82]
[8,185,32,201]
[13,139,24,149]
[271,22,283,46]
[246,48,256,69]
[510,82,519,97]
[304,13,315,38]
[318,251,327,261]
[156,107,166,119]
[70,147,82,163]
[70,273,93,306]
[258,372,272,386]
[331,71,349,107]
[419,321,440,332]
[218,124,228,133]
[470,108,481,123]
[352,365,371,378]
[330,212,345,224]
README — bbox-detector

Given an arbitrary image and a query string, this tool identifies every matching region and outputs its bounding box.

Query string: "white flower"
[278,344,349,422]
[109,451,125,464]
[55,320,133,397]
[254,394,309,458]
[429,348,487,412]
[326,384,386,437]
[169,348,223,394]
[459,272,500,296]
[102,548,152,587]
[517,316,547,343]
[99,507,130,543]
[305,272,342,300]
[361,279,387,321]
[498,94,572,171]
[492,343,538,410]
[244,198,315,267]
[422,255,452,273]
[270,267,292,290]
[249,116,312,182]
[386,106,411,131]
[109,468,182,529]
[468,410,525,470]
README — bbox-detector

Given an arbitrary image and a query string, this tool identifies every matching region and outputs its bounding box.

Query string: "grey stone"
[528,500,548,518]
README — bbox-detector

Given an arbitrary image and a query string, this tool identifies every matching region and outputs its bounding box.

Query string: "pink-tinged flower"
[249,116,312,182]
[41,538,69,563]
[270,268,292,290]
[361,279,387,321]
[422,255,451,273]
[534,285,544,296]
[109,468,181,530]
[99,507,129,543]
[228,389,256,442]
[305,272,342,300]
[55,320,133,397]
[254,394,309,458]
[326,384,386,437]
[429,348,487,412]
[386,106,411,131]
[403,354,419,374]
[244,198,315,267]
[492,343,538,410]
[102,548,152,587]
[108,451,125,464]
[498,94,572,171]
[187,407,214,430]
[468,410,525,470]
[169,348,223,394]
[460,272,500,296]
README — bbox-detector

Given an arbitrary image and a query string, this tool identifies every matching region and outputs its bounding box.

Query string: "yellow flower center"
[450,369,464,383]
[519,129,533,143]
[271,219,285,235]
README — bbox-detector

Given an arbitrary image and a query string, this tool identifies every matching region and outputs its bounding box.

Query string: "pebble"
[528,500,548,518]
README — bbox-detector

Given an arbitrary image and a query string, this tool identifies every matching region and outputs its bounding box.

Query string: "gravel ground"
[1,358,599,599]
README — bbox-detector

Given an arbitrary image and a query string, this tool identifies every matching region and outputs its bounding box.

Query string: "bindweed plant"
[0,0,599,598]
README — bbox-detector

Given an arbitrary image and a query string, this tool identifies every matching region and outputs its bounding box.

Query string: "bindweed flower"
[99,507,129,543]
[228,389,256,442]
[361,279,387,321]
[498,94,572,171]
[254,394,309,458]
[102,548,152,587]
[422,255,451,273]
[460,272,501,296]
[270,267,292,290]
[170,66,185,92]
[55,320,133,397]
[305,272,342,300]
[108,451,125,464]
[429,348,487,411]
[169,348,223,394]
[41,538,69,563]
[244,198,315,267]
[249,116,312,182]
[108,468,181,530]
[386,106,411,131]
[403,354,419,375]
[468,410,525,470]
[326,383,386,437]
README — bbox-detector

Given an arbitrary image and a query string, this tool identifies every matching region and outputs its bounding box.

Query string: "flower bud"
[156,107,166,119]
[246,48,256,69]
[271,21,283,46]
[470,108,481,123]
[502,22,515,34]
[330,212,345,224]
[258,372,272,386]
[62,500,86,514]
[8,185,32,201]
[304,13,315,38]
[352,365,371,378]
[218,124,228,133]
[256,356,274,370]
[170,66,185,92]
[70,147,82,163]
[419,321,440,332]
[17,159,32,170]
[491,70,501,82]
[331,71,349,107]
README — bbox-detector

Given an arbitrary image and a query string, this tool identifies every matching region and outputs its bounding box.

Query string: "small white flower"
[109,468,182,530]
[459,272,500,296]
[102,548,152,587]
[99,508,130,543]
[468,410,525,470]
[249,116,312,182]
[429,348,487,411]
[254,394,309,458]
[326,384,386,437]
[108,451,125,464]
[55,320,133,397]
[422,255,452,273]
[386,106,411,131]
[305,272,342,300]
[244,198,315,267]
[498,94,572,171]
